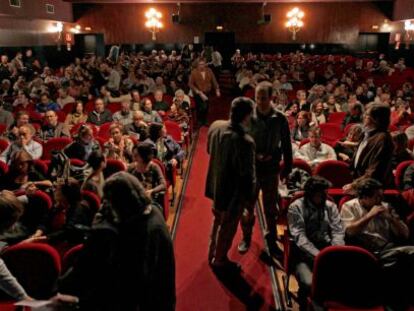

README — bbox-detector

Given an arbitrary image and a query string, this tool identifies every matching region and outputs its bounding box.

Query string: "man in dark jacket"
[206,97,256,270]
[87,98,113,126]
[239,82,293,257]
[59,172,175,311]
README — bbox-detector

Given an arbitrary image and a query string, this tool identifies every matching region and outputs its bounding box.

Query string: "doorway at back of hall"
[204,32,235,69]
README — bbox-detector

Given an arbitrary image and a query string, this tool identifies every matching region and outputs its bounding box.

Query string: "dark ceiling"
[64,0,393,3]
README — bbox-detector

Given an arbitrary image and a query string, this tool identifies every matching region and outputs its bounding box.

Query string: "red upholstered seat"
[62,244,84,274]
[97,122,113,140]
[70,123,98,137]
[394,160,414,190]
[314,160,353,188]
[42,137,73,160]
[310,246,384,311]
[81,190,101,213]
[0,138,9,153]
[0,123,7,135]
[103,158,126,178]
[0,160,8,176]
[1,243,61,299]
[62,102,76,115]
[319,123,344,146]
[32,159,49,176]
[106,102,120,114]
[328,112,346,124]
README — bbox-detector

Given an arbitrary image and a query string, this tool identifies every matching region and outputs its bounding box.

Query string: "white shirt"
[296,142,337,167]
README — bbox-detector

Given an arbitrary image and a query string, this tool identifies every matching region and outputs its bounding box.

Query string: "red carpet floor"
[174,126,276,311]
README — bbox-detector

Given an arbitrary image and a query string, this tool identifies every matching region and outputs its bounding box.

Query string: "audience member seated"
[173,89,191,115]
[64,124,100,161]
[141,98,162,124]
[81,150,106,198]
[35,93,60,116]
[0,190,32,301]
[390,98,412,128]
[310,99,327,126]
[12,90,32,111]
[112,99,133,126]
[334,123,364,163]
[38,110,70,142]
[341,102,363,130]
[287,176,345,311]
[26,178,94,245]
[0,100,14,128]
[167,103,190,134]
[147,122,185,182]
[128,142,167,208]
[130,89,141,111]
[64,100,88,130]
[340,178,414,309]
[0,150,51,191]
[125,111,149,141]
[6,111,30,142]
[324,94,342,113]
[295,127,337,167]
[56,87,75,109]
[153,89,170,114]
[291,111,311,144]
[0,124,42,164]
[103,123,133,163]
[390,131,413,170]
[59,172,175,311]
[87,98,113,126]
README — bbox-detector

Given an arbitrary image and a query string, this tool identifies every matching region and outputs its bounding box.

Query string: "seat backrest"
[164,120,182,143]
[97,122,114,140]
[319,123,344,145]
[281,158,313,176]
[0,123,7,135]
[0,138,10,153]
[311,245,383,308]
[314,160,353,188]
[103,158,126,178]
[1,243,61,299]
[394,160,414,190]
[0,160,8,176]
[32,159,49,176]
[62,244,84,274]
[81,190,101,213]
[42,137,73,160]
[328,112,346,124]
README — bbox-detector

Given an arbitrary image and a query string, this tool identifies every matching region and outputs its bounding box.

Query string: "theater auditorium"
[0,0,413,310]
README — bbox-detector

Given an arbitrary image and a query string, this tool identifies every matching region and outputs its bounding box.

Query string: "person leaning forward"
[206,97,256,271]
[239,81,293,257]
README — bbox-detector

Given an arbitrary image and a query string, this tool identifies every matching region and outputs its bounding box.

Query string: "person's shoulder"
[208,120,229,132]
[341,198,359,212]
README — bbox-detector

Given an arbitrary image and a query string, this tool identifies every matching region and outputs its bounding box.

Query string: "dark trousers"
[240,171,279,244]
[194,94,209,126]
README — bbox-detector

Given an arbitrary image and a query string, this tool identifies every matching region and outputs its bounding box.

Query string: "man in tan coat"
[206,97,256,271]
[189,59,220,126]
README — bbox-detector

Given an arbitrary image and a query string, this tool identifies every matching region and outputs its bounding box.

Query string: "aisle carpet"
[174,126,275,311]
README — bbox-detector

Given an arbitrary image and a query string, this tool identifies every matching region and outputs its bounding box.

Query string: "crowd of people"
[206,50,414,310]
[0,46,414,310]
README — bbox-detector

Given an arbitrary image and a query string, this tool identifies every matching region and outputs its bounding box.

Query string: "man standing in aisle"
[206,97,256,271]
[189,59,220,126]
[239,81,293,257]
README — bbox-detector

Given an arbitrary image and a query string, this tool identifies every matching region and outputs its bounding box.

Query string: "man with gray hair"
[239,81,293,257]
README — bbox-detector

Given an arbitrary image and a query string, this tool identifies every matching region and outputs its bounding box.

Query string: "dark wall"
[75,2,388,45]
[0,0,73,47]
[393,0,414,21]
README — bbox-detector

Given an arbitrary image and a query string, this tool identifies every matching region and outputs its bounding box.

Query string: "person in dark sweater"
[59,172,175,311]
[87,98,113,126]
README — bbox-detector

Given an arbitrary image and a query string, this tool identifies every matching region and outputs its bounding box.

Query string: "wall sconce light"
[285,7,304,40]
[145,8,163,41]
[405,20,414,31]
[380,19,392,32]
[48,22,64,50]
[216,25,223,31]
